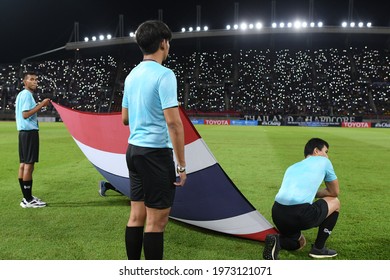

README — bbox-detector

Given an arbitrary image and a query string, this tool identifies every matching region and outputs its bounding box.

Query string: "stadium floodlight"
[310,22,315,27]
[106,34,112,40]
[294,20,302,29]
[255,22,263,29]
[318,21,323,27]
[92,36,97,41]
[188,27,193,32]
[367,22,372,27]
[196,26,201,31]
[249,23,254,29]
[240,22,248,30]
[358,22,364,28]
[279,22,285,28]
[272,22,277,28]
[129,32,135,37]
[84,37,89,42]
[302,21,308,28]
[350,22,355,27]
[204,26,209,31]
[99,35,104,40]
[342,21,348,28]
[287,22,293,28]
[233,24,239,30]
[181,27,186,32]
[226,24,231,30]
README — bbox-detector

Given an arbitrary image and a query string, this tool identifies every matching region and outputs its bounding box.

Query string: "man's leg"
[125,201,146,260]
[143,207,171,260]
[314,197,340,249]
[310,197,340,258]
[19,163,34,201]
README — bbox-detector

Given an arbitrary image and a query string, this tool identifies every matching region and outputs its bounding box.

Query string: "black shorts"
[272,200,328,238]
[19,130,39,164]
[126,144,176,209]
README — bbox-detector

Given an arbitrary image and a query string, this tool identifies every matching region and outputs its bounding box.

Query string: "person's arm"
[121,107,129,126]
[316,179,339,198]
[164,107,186,186]
[22,98,50,119]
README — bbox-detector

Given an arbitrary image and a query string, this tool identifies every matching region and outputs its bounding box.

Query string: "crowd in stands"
[1,46,389,117]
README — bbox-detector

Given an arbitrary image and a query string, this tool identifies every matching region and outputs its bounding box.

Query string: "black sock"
[315,211,339,249]
[21,180,33,202]
[144,232,164,260]
[125,226,144,260]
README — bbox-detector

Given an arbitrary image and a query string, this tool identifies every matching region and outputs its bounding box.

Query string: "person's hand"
[174,172,187,187]
[41,98,51,107]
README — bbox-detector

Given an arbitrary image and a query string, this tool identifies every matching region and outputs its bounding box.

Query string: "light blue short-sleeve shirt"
[275,156,337,205]
[15,89,39,131]
[122,61,178,148]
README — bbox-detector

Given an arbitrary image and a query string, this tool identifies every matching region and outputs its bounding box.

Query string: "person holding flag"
[263,138,340,259]
[15,71,50,208]
[121,20,186,260]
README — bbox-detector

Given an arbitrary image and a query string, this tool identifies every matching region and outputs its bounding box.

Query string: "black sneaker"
[263,234,281,260]
[309,245,337,259]
[99,181,107,197]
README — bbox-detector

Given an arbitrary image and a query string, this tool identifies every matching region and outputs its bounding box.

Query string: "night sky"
[0,0,388,63]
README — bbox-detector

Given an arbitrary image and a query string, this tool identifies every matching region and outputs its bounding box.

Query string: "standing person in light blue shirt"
[263,138,340,260]
[121,20,186,260]
[15,71,50,208]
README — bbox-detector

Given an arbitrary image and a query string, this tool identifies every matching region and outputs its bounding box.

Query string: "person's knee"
[328,197,340,213]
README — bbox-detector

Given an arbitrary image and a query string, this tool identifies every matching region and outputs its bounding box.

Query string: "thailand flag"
[52,102,277,241]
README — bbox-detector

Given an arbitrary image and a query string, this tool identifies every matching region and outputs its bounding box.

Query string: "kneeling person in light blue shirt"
[263,138,340,260]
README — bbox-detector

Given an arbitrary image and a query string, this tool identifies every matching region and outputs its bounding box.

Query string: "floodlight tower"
[346,0,354,47]
[118,14,124,38]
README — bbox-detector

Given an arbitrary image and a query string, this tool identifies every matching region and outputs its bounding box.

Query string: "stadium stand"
[1,47,389,118]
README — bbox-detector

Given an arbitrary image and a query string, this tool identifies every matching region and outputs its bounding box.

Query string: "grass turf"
[0,121,389,260]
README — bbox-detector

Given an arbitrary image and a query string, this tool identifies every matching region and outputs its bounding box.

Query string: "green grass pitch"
[0,121,389,260]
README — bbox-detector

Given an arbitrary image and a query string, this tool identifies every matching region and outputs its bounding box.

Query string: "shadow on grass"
[47,196,130,207]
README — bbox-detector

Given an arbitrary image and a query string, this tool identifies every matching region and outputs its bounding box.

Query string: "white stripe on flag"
[74,138,217,177]
[170,210,274,235]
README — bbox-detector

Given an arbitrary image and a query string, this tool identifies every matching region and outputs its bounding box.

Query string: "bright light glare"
[106,34,112,40]
[279,22,285,28]
[272,22,277,28]
[310,22,315,27]
[84,37,89,42]
[204,26,209,31]
[181,27,186,32]
[233,24,239,30]
[196,26,201,31]
[287,22,293,28]
[350,22,355,27]
[318,21,323,27]
[358,22,364,28]
[342,22,348,27]
[367,22,372,27]
[240,23,248,30]
[255,22,262,29]
[99,35,104,40]
[294,20,301,29]
[92,36,97,41]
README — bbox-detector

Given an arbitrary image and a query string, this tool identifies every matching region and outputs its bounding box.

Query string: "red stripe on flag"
[53,102,200,153]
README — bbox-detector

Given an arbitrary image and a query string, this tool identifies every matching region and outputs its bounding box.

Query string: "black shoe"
[263,234,281,260]
[309,245,337,259]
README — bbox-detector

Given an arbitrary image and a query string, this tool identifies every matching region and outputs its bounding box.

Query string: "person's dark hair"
[304,138,329,157]
[135,20,172,54]
[23,71,37,80]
